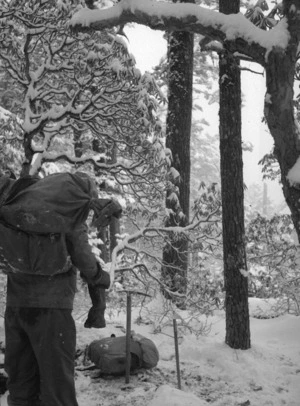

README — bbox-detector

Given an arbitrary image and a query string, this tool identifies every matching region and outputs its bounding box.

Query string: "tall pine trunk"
[264,1,300,242]
[219,0,250,349]
[161,0,194,299]
[92,138,110,263]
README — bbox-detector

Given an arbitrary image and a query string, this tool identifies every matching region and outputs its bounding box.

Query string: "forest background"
[126,20,285,213]
[0,0,299,356]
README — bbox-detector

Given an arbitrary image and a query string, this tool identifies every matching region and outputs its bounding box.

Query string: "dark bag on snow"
[87,334,159,375]
[0,221,70,275]
[0,172,121,234]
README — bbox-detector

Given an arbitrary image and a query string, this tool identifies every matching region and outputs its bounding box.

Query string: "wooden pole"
[173,318,181,389]
[125,292,132,384]
[118,288,151,384]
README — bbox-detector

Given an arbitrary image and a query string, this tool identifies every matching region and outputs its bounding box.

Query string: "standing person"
[4,225,110,406]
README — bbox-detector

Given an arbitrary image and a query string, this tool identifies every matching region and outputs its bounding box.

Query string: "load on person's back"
[0,171,122,275]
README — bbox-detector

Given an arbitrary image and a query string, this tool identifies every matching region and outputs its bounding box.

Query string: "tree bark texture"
[161,0,194,298]
[219,50,251,350]
[219,0,251,350]
[92,138,112,263]
[264,1,300,241]
[109,144,120,255]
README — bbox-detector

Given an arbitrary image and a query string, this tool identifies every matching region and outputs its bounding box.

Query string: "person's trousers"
[4,307,78,406]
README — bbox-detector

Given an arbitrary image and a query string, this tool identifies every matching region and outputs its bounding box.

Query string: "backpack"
[87,335,159,375]
[0,171,122,275]
[0,172,122,233]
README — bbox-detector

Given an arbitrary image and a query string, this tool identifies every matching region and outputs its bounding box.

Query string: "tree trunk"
[109,144,120,255]
[219,0,251,349]
[74,125,83,159]
[92,138,110,262]
[161,0,194,299]
[264,3,300,241]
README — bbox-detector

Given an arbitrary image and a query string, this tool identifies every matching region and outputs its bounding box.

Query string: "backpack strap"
[0,218,63,238]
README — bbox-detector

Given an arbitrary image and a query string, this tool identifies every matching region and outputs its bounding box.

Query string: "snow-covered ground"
[0,298,299,406]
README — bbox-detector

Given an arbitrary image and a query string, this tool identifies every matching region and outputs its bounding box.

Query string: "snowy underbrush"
[0,293,299,406]
[248,265,300,316]
[72,296,300,406]
[246,213,300,316]
[249,296,298,319]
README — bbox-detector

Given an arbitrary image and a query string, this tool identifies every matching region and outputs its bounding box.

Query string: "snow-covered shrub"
[0,107,23,176]
[246,213,300,315]
[248,297,285,319]
[96,184,223,335]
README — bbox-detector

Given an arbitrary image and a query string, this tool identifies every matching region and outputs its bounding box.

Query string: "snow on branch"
[0,1,167,182]
[71,0,290,64]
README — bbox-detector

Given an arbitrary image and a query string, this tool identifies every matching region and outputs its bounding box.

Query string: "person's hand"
[91,199,122,228]
[93,268,110,289]
[82,262,110,288]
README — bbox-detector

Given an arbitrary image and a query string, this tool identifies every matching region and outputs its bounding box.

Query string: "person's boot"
[84,306,106,328]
